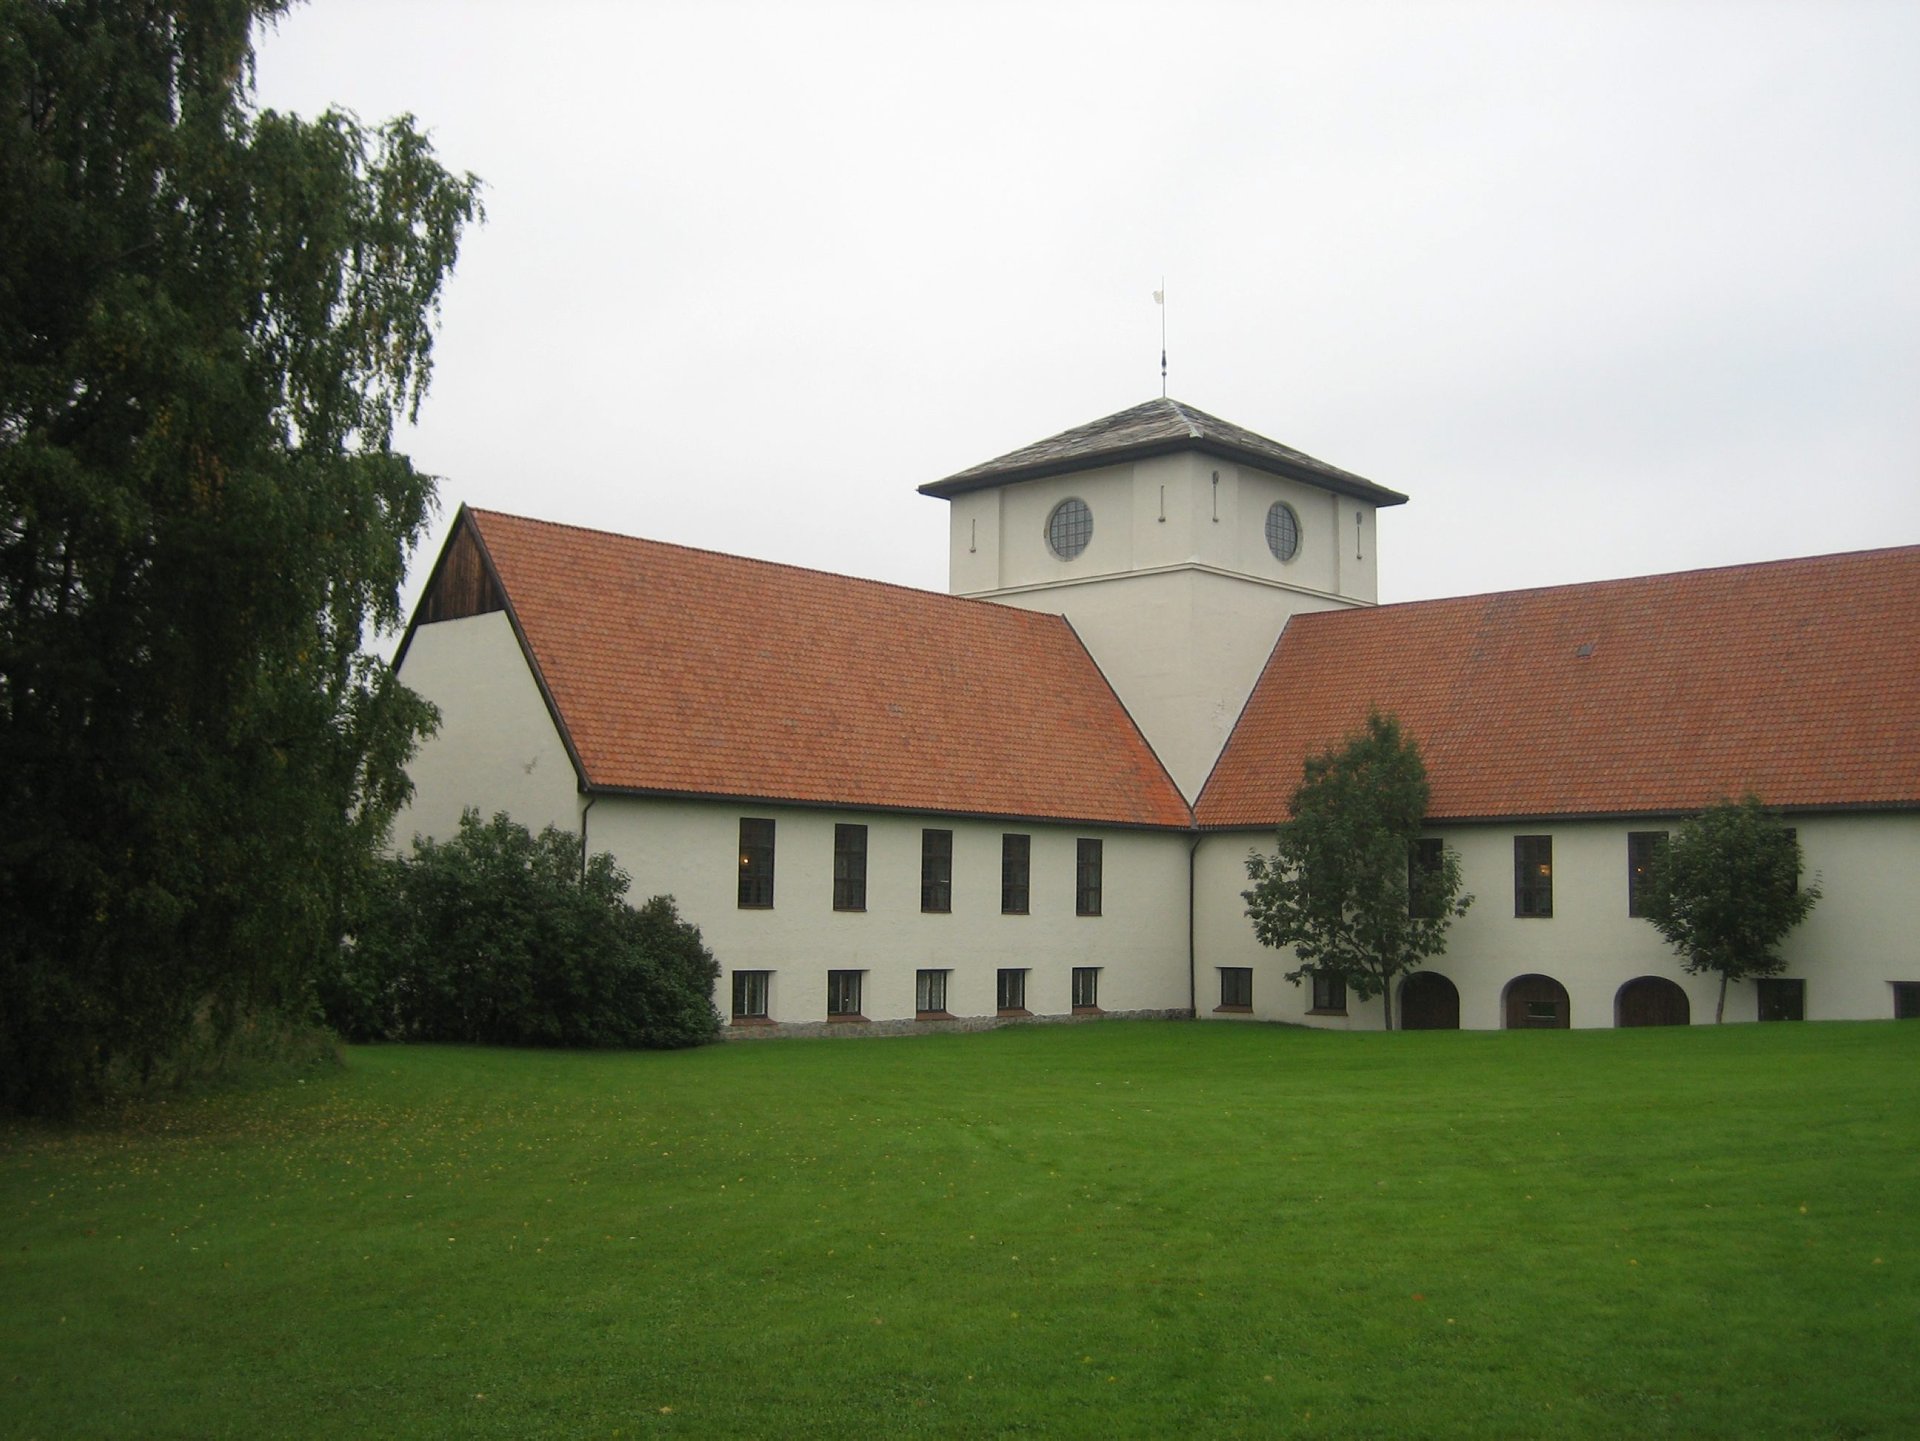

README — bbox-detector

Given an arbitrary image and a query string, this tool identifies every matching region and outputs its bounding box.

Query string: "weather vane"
[1154,280,1167,397]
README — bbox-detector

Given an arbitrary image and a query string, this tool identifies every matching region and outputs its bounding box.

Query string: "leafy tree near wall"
[0,2,481,1113]
[323,811,723,1050]
[1243,710,1472,1030]
[1640,795,1821,1023]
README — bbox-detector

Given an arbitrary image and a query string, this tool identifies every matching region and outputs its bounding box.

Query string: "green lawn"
[3,1020,1915,1439]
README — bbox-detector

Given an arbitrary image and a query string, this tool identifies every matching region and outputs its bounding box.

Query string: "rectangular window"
[738,817,775,908]
[1627,831,1667,917]
[1756,977,1804,1022]
[826,969,864,1019]
[1312,972,1347,1013]
[1408,837,1445,919]
[915,969,950,1017]
[996,968,1029,1014]
[1001,833,1030,915]
[833,823,867,911]
[730,970,770,1021]
[1514,835,1553,917]
[1071,966,1101,1012]
[1076,838,1103,917]
[1894,982,1920,1020]
[1218,967,1252,1010]
[921,828,953,913]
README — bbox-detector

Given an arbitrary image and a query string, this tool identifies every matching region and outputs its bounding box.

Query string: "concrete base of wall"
[723,1007,1196,1041]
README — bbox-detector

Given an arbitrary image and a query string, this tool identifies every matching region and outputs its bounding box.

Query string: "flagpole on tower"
[1154,280,1167,397]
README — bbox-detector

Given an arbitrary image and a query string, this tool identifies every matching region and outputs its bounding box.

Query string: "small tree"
[1640,795,1821,1023]
[1243,710,1472,1030]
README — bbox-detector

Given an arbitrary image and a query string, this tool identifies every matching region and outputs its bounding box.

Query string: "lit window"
[1046,498,1093,559]
[738,818,774,908]
[1626,831,1666,917]
[1514,835,1552,917]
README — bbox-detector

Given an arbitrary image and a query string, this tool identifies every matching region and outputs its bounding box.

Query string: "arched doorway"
[1503,974,1570,1029]
[1616,976,1690,1027]
[1400,971,1460,1030]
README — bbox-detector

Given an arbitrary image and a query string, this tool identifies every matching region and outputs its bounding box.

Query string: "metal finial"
[1155,279,1167,396]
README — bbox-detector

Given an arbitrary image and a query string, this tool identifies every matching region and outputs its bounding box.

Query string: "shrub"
[325,812,721,1048]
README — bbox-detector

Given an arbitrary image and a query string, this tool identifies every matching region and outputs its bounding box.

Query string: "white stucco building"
[392,398,1920,1031]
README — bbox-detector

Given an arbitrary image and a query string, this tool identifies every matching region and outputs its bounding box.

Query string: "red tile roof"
[1197,547,1920,827]
[448,509,1192,828]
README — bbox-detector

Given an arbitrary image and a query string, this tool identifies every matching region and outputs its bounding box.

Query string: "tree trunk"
[1382,975,1395,1031]
[1716,972,1727,1024]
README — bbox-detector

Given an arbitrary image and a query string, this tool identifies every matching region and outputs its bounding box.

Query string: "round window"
[1046,498,1093,560]
[1265,501,1301,562]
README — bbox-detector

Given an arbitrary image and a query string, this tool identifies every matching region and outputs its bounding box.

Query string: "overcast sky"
[253,0,1920,623]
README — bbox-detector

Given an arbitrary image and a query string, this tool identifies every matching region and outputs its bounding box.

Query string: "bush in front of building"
[324,811,721,1049]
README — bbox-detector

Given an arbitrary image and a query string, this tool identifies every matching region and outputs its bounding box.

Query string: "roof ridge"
[1163,397,1205,440]
[465,506,1061,624]
[1344,542,1920,619]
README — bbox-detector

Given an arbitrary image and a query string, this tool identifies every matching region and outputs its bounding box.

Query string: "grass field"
[3,1020,1916,1439]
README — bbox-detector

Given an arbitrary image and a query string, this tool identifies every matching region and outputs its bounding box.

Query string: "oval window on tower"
[1266,501,1301,562]
[1046,498,1093,560]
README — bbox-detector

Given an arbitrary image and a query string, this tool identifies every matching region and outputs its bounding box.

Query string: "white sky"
[253,0,1920,624]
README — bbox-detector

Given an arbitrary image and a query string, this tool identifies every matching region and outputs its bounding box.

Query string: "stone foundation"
[723,1007,1195,1041]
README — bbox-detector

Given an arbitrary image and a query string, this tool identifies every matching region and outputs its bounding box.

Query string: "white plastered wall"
[945,454,1377,800]
[390,611,580,846]
[1194,813,1920,1028]
[587,801,1194,1025]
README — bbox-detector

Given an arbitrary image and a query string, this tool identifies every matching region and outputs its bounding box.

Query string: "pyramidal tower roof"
[918,396,1408,506]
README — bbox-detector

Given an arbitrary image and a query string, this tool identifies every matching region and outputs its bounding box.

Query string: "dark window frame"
[1265,501,1301,562]
[1514,835,1553,918]
[1756,977,1805,1022]
[1218,967,1252,1010]
[915,968,951,1017]
[1071,965,1101,1012]
[1076,838,1103,917]
[1001,833,1030,915]
[737,817,775,909]
[997,967,1029,1014]
[833,822,868,912]
[730,970,770,1021]
[826,969,864,1020]
[1894,982,1920,1020]
[1626,830,1667,918]
[920,828,953,913]
[1046,497,1093,559]
[1311,971,1347,1014]
[1408,837,1445,919]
